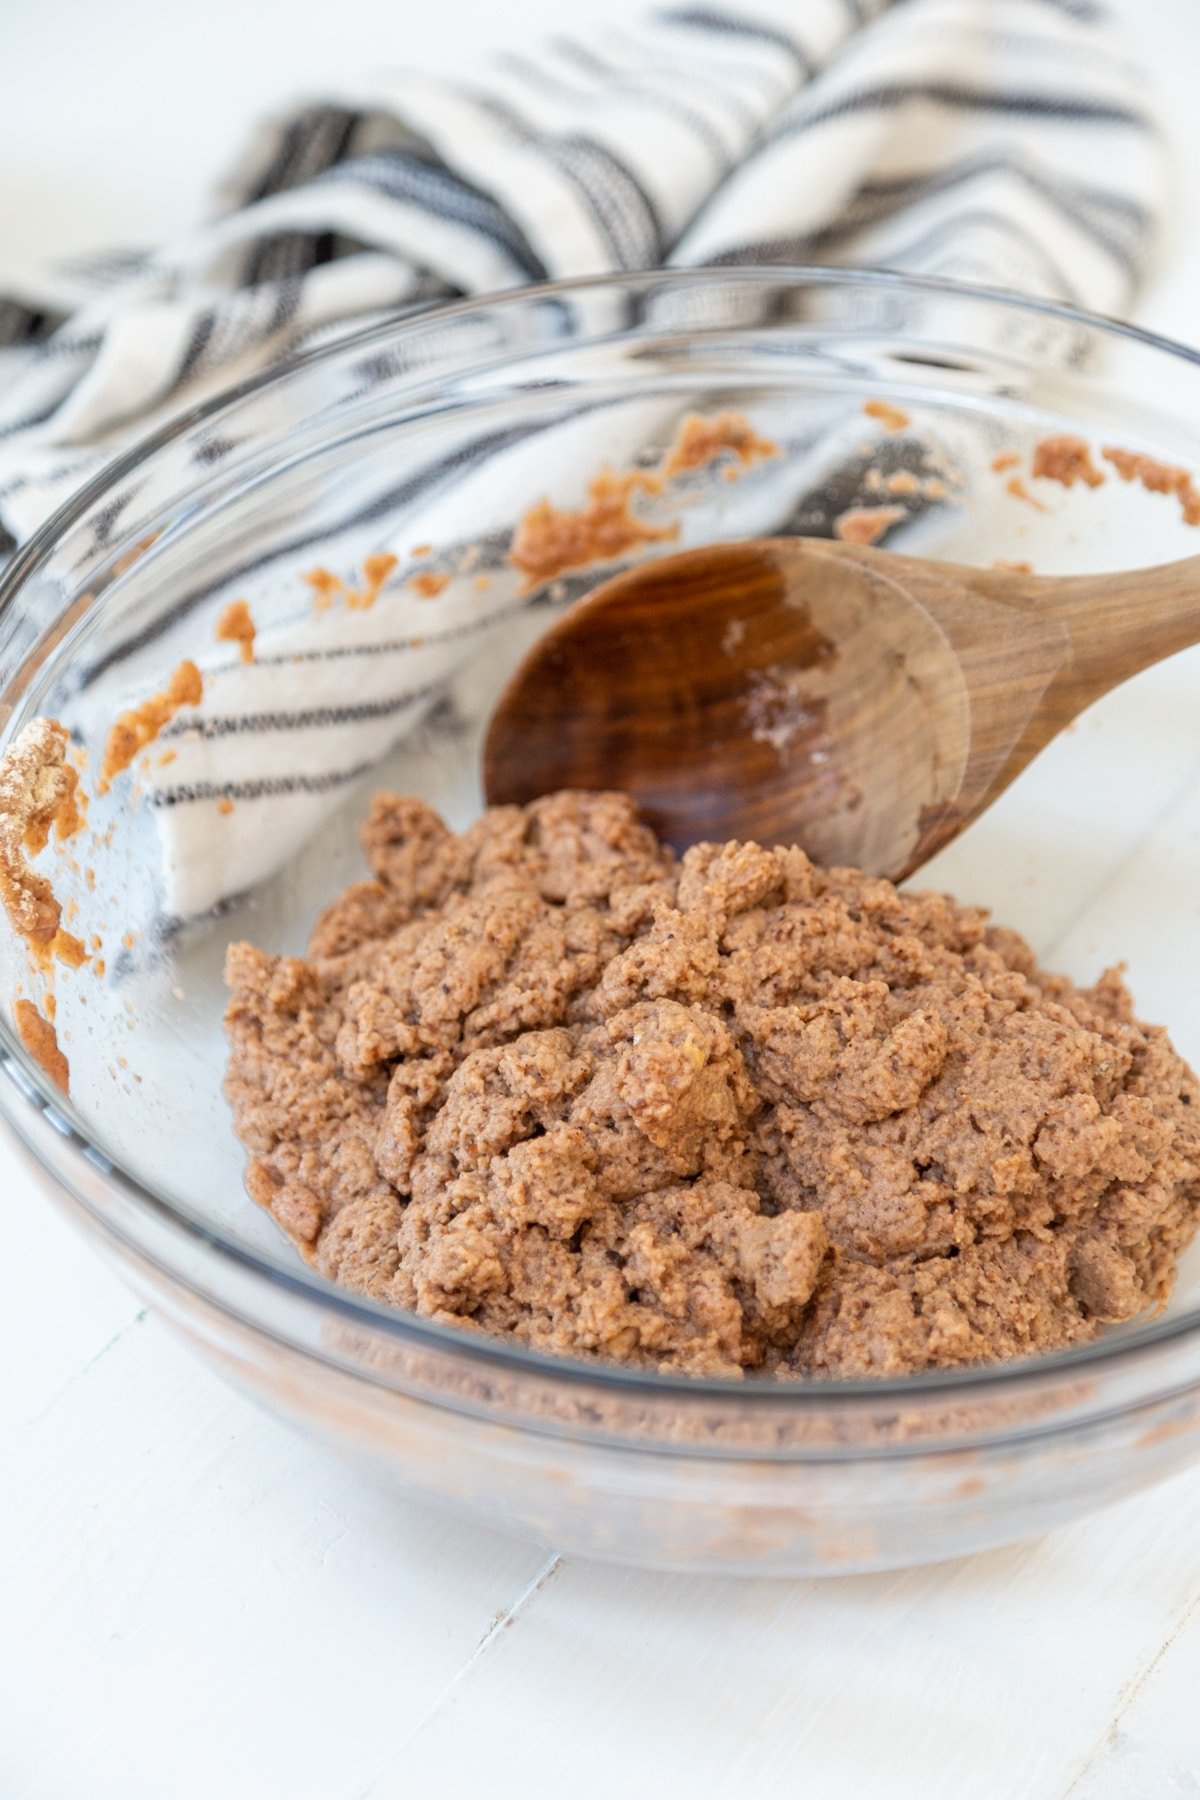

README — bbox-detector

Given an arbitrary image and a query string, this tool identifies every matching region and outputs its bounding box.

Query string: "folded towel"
[0,0,1168,920]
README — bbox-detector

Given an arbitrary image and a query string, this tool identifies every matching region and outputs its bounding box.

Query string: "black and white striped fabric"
[0,0,1164,548]
[0,0,1168,920]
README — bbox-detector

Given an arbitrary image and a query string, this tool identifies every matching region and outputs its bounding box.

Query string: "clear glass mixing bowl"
[4,269,1200,1576]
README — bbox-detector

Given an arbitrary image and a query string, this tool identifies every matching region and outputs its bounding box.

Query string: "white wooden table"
[3,4,1200,1795]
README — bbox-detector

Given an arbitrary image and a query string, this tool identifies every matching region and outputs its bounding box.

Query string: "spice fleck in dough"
[224,793,1200,1378]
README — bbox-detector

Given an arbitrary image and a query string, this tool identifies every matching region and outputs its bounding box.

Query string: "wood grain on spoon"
[483,538,1200,881]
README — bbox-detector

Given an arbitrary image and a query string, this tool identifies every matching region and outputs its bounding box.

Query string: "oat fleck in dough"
[224,793,1200,1378]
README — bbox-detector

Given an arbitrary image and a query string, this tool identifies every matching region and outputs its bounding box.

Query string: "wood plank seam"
[24,1308,147,1427]
[1057,1570,1200,1796]
[352,1552,563,1796]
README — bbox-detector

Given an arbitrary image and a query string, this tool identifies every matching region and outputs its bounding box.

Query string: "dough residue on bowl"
[1102,446,1200,526]
[833,504,907,545]
[509,470,678,590]
[98,659,204,793]
[0,717,86,969]
[661,411,778,478]
[223,792,1200,1379]
[15,996,69,1092]
[215,599,258,663]
[1032,434,1106,489]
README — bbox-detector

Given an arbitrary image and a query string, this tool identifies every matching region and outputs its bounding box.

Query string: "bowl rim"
[4,261,1200,1408]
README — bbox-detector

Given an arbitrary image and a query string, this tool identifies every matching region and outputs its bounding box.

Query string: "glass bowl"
[4,268,1200,1577]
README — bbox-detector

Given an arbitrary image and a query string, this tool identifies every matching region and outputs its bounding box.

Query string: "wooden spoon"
[483,538,1200,880]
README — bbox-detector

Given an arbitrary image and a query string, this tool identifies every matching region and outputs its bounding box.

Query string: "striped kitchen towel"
[0,0,1169,919]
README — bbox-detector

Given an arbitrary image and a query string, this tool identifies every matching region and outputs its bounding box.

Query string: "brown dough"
[1032,434,1106,489]
[509,471,678,590]
[0,718,81,950]
[15,997,69,1092]
[224,793,1200,1378]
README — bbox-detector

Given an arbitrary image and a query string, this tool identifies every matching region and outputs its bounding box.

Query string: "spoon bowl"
[484,538,1200,879]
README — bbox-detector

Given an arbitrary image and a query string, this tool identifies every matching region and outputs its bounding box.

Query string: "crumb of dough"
[1006,475,1047,512]
[409,572,450,599]
[304,554,398,613]
[886,470,920,496]
[662,411,779,478]
[217,797,235,817]
[991,451,1021,473]
[510,470,678,589]
[834,505,906,545]
[507,408,780,587]
[472,574,491,592]
[15,998,69,1092]
[54,772,87,842]
[863,399,910,432]
[112,533,160,577]
[303,566,344,612]
[94,958,106,979]
[348,554,399,610]
[99,660,203,793]
[54,931,88,968]
[411,543,433,558]
[1102,446,1200,526]
[0,719,82,951]
[1032,434,1106,490]
[215,599,257,663]
[223,792,1200,1379]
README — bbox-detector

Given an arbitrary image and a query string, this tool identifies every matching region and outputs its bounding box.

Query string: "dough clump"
[225,792,1200,1377]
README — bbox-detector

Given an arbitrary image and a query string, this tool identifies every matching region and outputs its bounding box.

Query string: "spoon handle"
[972,554,1200,708]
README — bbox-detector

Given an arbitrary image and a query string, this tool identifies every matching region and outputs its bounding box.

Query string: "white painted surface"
[3,3,1200,1795]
